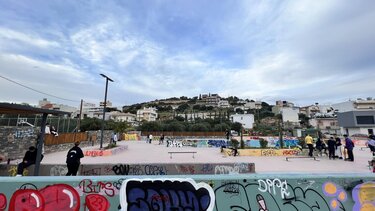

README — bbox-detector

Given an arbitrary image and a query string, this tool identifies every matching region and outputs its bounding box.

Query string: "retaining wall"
[0,163,255,176]
[0,126,113,160]
[0,174,373,210]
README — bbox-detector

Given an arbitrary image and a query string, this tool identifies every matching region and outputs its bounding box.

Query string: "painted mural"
[0,174,373,211]
[0,163,256,176]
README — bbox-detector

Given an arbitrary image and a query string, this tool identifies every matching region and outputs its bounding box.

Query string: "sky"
[0,0,374,108]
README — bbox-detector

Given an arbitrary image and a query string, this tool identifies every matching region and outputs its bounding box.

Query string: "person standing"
[149,134,153,144]
[112,133,118,145]
[334,135,343,159]
[305,134,314,157]
[66,141,84,176]
[327,137,336,159]
[159,134,165,145]
[16,146,42,176]
[344,134,355,162]
[315,137,323,157]
[366,135,375,156]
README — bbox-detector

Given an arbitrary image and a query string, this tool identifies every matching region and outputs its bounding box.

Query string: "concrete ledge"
[84,145,128,157]
[0,173,373,211]
[0,162,255,176]
[222,148,307,156]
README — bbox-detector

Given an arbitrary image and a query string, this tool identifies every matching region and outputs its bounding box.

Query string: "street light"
[100,74,114,149]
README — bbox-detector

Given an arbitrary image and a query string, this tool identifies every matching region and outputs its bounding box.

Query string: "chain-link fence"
[0,116,78,133]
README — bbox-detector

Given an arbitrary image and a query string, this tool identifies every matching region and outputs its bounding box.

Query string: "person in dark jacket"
[334,135,343,159]
[66,141,84,176]
[327,137,336,159]
[17,146,42,176]
[344,134,355,161]
[315,138,323,157]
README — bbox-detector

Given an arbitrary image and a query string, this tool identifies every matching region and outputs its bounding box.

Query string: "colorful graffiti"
[0,175,373,211]
[122,134,140,141]
[84,145,127,157]
[222,148,304,156]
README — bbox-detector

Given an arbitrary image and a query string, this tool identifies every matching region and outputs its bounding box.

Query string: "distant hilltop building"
[199,93,221,106]
[137,107,158,122]
[38,98,77,113]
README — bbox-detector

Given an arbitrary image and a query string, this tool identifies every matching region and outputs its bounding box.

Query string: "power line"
[0,74,79,102]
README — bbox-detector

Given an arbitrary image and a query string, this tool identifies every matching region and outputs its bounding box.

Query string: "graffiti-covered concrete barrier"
[222,148,309,156]
[0,162,255,176]
[0,173,373,210]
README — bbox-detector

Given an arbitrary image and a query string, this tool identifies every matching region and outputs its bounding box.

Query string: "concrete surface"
[35,140,374,173]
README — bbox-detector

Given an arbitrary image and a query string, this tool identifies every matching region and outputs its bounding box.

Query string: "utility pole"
[99,74,114,149]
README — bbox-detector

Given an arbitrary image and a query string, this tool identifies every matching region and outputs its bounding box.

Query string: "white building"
[309,117,340,135]
[280,107,299,124]
[137,107,158,122]
[243,101,262,110]
[230,114,254,129]
[218,100,230,108]
[200,93,221,106]
[109,111,137,124]
[337,110,375,136]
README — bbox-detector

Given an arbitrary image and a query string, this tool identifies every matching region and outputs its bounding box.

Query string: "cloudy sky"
[0,0,374,108]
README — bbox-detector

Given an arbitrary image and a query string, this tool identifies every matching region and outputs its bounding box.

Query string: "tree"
[176,103,189,113]
[231,122,243,133]
[80,117,102,131]
[137,121,162,131]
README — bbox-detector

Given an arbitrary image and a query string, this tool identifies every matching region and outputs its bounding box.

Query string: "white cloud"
[0,27,60,49]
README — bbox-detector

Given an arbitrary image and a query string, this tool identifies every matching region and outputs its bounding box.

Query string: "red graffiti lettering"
[79,179,115,197]
[86,194,110,211]
[0,193,7,210]
[9,189,44,211]
[151,194,170,202]
[85,150,104,157]
[39,184,80,211]
[282,150,299,156]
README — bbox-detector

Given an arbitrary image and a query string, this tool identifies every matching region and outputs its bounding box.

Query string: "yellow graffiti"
[338,191,347,201]
[123,134,140,141]
[330,199,338,209]
[358,183,375,204]
[8,166,28,176]
[324,182,337,195]
[360,203,374,211]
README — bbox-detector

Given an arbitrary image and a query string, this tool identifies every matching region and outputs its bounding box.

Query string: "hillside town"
[30,94,375,137]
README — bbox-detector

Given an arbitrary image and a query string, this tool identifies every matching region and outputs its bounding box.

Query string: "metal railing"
[0,116,78,133]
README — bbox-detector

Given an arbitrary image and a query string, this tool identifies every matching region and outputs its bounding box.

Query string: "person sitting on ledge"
[16,146,43,176]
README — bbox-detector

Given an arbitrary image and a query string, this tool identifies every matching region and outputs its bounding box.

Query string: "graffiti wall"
[0,174,373,211]
[0,163,255,176]
[222,148,308,157]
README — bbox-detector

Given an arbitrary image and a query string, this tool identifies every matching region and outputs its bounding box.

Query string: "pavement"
[39,140,373,174]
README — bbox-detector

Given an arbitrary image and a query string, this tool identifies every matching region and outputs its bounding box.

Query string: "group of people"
[146,134,165,145]
[305,134,355,161]
[16,141,84,176]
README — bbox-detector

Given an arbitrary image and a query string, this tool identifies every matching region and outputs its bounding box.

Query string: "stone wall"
[0,174,373,210]
[0,126,113,160]
[0,126,39,160]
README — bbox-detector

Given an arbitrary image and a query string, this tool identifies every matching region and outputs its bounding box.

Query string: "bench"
[168,151,197,159]
[286,156,317,161]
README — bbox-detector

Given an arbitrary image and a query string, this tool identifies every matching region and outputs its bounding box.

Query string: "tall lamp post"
[100,74,114,149]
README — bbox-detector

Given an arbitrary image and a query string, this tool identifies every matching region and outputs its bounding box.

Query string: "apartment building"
[337,110,375,136]
[137,107,158,122]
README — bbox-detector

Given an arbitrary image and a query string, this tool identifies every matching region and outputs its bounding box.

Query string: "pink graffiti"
[85,194,110,211]
[79,179,116,197]
[0,193,7,210]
